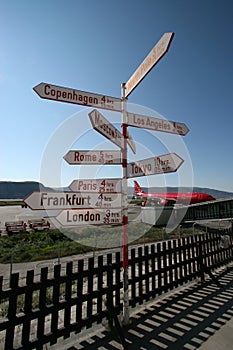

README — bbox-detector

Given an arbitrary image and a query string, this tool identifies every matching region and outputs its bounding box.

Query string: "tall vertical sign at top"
[125,32,174,97]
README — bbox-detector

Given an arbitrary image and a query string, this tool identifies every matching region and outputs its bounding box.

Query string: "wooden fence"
[0,232,232,350]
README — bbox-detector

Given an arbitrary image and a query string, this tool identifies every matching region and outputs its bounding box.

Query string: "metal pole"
[121,82,129,325]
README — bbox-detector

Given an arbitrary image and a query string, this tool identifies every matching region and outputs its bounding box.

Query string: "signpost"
[127,112,189,136]
[89,109,136,153]
[24,191,122,210]
[56,208,122,226]
[89,109,123,148]
[32,31,188,326]
[33,83,122,112]
[63,150,121,165]
[127,153,184,178]
[69,178,122,193]
[126,130,136,154]
[125,32,174,97]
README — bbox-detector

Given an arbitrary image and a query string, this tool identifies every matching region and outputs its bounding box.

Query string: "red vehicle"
[134,181,215,206]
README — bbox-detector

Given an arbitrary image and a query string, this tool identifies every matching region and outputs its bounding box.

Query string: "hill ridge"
[0,181,232,200]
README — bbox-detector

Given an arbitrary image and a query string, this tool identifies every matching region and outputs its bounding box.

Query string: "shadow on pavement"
[67,265,233,350]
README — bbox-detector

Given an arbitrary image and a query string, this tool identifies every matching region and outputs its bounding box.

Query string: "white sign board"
[127,130,136,154]
[69,178,122,193]
[127,153,184,178]
[64,150,122,165]
[125,32,174,97]
[89,109,124,148]
[33,83,122,112]
[24,191,122,210]
[127,112,189,136]
[56,208,122,226]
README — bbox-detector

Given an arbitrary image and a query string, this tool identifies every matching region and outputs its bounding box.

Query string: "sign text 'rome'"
[64,150,121,165]
[24,191,122,210]
[127,153,184,178]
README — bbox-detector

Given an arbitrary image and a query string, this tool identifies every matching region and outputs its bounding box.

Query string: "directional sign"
[127,130,136,154]
[64,150,122,165]
[89,109,136,153]
[127,112,189,136]
[56,208,122,226]
[69,178,122,193]
[127,153,184,178]
[24,191,122,210]
[125,32,174,97]
[89,109,124,148]
[33,83,122,112]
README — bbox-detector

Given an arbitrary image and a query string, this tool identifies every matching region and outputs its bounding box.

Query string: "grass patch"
[0,229,91,263]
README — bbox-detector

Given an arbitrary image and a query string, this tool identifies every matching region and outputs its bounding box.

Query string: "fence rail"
[0,232,232,350]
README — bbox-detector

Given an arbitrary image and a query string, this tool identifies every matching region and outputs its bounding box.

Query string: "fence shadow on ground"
[69,264,233,350]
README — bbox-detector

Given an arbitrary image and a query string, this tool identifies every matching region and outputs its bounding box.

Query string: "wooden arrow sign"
[127,152,184,178]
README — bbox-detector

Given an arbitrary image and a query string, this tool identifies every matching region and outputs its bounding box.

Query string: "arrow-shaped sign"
[127,112,189,136]
[56,208,122,226]
[127,153,184,178]
[125,32,174,97]
[127,130,136,154]
[64,150,122,165]
[33,83,122,112]
[69,178,122,193]
[24,191,122,210]
[89,109,136,153]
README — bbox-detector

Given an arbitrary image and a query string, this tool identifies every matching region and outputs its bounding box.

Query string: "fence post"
[5,273,19,350]
[198,236,205,282]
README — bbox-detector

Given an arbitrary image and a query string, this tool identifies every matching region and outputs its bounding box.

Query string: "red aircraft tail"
[134,181,144,195]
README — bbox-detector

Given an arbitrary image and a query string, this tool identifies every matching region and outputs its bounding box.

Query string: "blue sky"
[1,0,233,192]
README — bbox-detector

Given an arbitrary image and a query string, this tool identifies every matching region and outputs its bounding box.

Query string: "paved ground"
[51,263,233,350]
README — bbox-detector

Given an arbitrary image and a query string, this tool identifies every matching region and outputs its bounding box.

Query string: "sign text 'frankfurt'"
[24,191,122,210]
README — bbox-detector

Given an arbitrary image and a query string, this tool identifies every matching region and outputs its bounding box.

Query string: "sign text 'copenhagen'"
[24,191,122,210]
[33,83,122,112]
[56,208,122,226]
[127,153,184,178]
[64,150,121,165]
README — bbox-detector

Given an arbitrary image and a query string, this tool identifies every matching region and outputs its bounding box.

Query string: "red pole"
[121,83,129,324]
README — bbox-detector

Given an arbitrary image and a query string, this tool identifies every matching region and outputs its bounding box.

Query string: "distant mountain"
[0,181,53,199]
[0,181,232,201]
